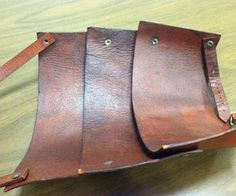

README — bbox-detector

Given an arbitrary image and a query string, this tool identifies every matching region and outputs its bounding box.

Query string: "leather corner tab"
[0,33,55,82]
[0,168,29,190]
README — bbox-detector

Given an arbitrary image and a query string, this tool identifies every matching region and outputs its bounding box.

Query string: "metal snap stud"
[104,39,112,46]
[150,37,159,45]
[207,40,214,48]
[12,173,21,179]
[43,39,49,45]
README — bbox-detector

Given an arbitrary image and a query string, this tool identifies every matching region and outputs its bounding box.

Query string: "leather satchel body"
[0,21,236,191]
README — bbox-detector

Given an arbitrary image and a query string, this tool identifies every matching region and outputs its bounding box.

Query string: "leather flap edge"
[132,21,232,155]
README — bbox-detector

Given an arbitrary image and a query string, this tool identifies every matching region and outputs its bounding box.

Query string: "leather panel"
[5,33,86,190]
[80,27,151,172]
[132,21,229,154]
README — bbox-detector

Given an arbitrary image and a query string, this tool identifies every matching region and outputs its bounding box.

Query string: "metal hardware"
[150,37,159,45]
[12,173,21,179]
[207,40,214,48]
[104,39,112,46]
[43,39,49,45]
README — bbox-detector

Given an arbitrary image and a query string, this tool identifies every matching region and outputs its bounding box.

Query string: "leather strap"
[0,168,29,189]
[203,37,231,122]
[0,33,55,82]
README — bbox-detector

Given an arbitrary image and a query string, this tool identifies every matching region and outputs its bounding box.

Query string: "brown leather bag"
[0,21,236,192]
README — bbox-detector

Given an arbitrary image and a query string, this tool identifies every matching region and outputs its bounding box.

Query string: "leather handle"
[0,33,55,82]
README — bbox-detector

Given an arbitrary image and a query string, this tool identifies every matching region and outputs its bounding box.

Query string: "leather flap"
[132,21,230,155]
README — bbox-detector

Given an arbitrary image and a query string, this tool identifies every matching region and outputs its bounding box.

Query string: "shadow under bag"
[0,21,236,191]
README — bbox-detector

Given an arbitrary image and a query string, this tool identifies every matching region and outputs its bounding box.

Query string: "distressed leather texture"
[0,21,235,191]
[132,22,230,154]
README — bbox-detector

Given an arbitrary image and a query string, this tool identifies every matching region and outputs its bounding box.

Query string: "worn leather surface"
[4,33,86,191]
[0,21,235,191]
[80,27,151,173]
[132,21,229,154]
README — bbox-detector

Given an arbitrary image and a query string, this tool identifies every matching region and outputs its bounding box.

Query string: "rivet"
[12,173,21,179]
[150,37,159,45]
[104,39,112,46]
[207,40,214,48]
[43,39,49,45]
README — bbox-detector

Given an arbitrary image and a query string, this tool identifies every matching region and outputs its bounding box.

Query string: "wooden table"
[0,0,236,195]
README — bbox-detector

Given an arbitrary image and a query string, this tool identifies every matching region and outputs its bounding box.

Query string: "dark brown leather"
[0,21,235,192]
